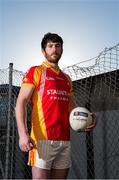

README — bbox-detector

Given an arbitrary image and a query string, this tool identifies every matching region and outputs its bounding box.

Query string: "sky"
[0,0,119,72]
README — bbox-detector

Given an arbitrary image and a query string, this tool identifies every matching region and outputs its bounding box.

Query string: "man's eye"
[48,45,53,48]
[56,44,61,47]
[47,43,61,48]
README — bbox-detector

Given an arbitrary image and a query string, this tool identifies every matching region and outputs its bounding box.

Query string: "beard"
[45,52,62,64]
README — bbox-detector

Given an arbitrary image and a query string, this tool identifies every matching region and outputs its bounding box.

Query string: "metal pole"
[85,78,95,179]
[5,63,13,179]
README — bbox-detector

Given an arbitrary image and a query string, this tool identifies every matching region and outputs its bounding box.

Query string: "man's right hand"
[19,133,35,152]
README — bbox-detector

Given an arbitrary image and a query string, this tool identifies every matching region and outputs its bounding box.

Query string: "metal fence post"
[85,79,95,179]
[5,63,13,179]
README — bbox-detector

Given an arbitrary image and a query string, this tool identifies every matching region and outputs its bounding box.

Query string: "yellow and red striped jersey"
[22,61,73,142]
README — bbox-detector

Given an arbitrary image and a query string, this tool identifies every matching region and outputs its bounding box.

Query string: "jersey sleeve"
[64,73,74,96]
[22,66,36,87]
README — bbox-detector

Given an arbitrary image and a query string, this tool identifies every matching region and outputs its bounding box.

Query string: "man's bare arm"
[15,85,34,152]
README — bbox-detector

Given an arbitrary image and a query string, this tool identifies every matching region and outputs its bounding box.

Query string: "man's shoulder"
[27,64,44,73]
[34,64,44,71]
[61,70,71,80]
[24,64,44,79]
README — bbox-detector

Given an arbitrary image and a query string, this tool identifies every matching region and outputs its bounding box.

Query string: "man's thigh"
[51,168,70,179]
[32,167,69,179]
[32,166,51,179]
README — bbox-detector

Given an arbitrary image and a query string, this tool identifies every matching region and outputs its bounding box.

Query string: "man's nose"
[52,45,57,52]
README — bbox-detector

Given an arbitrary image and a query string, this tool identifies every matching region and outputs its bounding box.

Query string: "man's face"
[42,41,63,64]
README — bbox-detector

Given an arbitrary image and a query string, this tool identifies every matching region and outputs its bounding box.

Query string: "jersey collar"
[42,60,60,74]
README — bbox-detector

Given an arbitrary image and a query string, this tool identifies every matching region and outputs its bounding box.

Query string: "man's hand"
[19,133,36,152]
[84,113,96,132]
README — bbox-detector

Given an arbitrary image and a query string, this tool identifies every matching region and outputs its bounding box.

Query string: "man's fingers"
[29,138,36,149]
[19,144,30,152]
[85,113,97,131]
[19,137,36,152]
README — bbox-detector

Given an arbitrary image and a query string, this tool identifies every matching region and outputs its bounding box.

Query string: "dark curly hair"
[41,32,63,50]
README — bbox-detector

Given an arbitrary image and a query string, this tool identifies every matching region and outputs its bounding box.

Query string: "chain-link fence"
[0,43,119,179]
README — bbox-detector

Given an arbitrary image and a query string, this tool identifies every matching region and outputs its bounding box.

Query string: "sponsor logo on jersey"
[47,89,68,96]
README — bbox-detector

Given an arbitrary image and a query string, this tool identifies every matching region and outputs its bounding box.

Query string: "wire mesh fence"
[0,43,119,179]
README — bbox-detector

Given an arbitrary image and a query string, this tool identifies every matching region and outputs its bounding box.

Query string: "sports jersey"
[22,61,73,142]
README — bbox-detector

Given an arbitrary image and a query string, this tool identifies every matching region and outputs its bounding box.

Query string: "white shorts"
[28,140,71,170]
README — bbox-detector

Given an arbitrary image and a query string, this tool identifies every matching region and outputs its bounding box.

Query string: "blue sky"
[0,0,119,72]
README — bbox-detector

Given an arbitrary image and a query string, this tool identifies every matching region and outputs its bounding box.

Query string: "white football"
[69,107,92,131]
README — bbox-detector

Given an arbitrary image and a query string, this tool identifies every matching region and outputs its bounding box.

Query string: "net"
[0,43,119,179]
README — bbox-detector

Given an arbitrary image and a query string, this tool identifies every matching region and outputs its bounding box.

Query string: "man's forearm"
[15,102,28,137]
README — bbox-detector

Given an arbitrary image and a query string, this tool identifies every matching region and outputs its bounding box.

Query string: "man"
[15,32,96,179]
